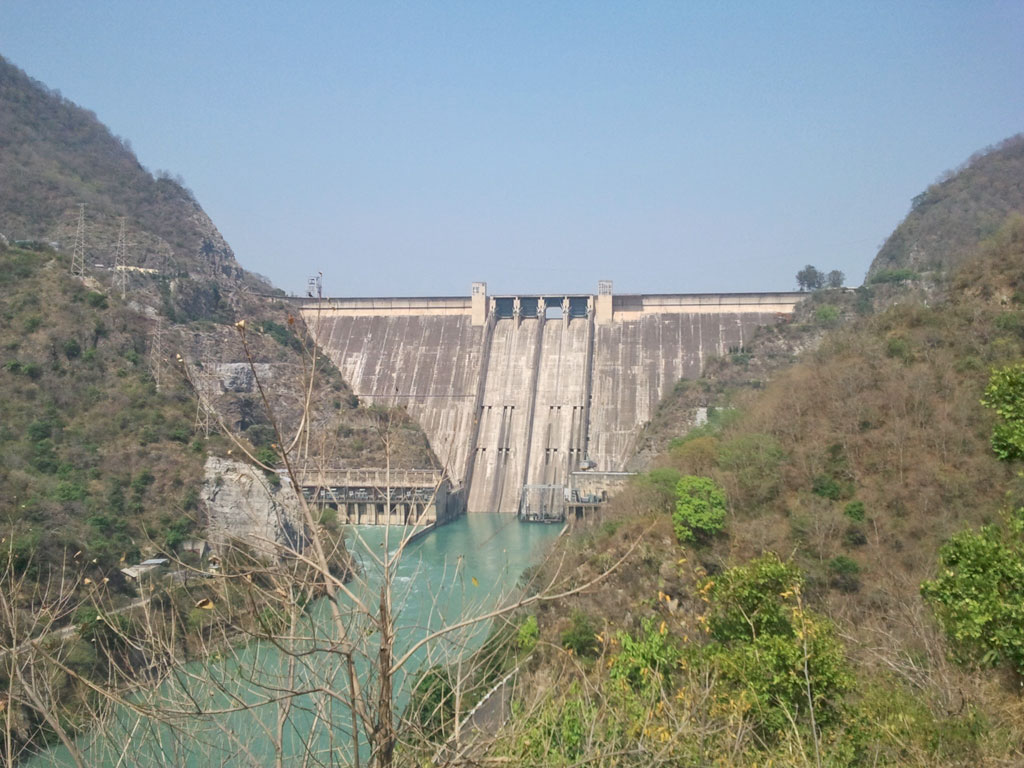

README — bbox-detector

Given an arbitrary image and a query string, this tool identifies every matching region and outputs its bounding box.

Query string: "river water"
[32,514,560,767]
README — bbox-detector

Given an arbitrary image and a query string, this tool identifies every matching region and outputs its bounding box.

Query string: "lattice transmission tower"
[70,204,86,277]
[114,217,128,298]
[151,318,164,392]
[191,353,215,439]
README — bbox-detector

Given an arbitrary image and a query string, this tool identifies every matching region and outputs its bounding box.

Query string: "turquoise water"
[31,514,560,766]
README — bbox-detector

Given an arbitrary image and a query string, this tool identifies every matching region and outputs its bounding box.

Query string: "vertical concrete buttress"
[466,315,544,513]
[579,308,596,463]
[460,308,495,505]
[595,280,613,325]
[471,282,488,326]
[514,300,549,511]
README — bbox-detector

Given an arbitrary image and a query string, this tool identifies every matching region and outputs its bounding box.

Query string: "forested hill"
[0,56,439,594]
[868,133,1024,279]
[0,54,266,305]
[466,150,1024,767]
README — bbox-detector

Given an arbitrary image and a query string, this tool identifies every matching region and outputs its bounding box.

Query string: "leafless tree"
[9,310,635,768]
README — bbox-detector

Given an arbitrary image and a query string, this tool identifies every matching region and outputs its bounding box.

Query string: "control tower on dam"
[300,282,802,516]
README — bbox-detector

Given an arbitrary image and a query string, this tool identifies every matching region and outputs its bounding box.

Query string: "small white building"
[121,557,169,581]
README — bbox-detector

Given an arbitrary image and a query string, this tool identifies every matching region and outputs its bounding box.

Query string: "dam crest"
[300,282,802,518]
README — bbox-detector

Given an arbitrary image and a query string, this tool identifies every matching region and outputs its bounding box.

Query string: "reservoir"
[32,514,561,766]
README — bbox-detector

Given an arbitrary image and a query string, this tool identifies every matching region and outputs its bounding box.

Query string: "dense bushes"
[258,319,303,351]
[716,432,784,506]
[981,362,1024,460]
[922,363,1024,676]
[561,610,600,657]
[500,556,859,765]
[672,475,727,544]
[408,666,456,742]
[609,617,680,692]
[921,513,1024,674]
[695,556,853,741]
[869,268,919,284]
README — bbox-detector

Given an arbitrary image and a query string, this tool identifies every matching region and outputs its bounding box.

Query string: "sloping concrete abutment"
[299,283,802,516]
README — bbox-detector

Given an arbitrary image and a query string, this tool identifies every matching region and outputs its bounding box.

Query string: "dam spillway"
[302,283,802,516]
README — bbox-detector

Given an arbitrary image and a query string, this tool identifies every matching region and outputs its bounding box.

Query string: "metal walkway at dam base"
[287,467,456,528]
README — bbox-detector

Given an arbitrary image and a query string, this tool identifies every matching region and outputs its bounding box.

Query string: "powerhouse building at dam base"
[296,282,802,524]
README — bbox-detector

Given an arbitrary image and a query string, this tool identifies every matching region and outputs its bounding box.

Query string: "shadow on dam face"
[300,287,802,516]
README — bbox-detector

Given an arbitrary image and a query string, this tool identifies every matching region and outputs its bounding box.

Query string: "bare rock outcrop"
[210,362,276,393]
[202,455,306,559]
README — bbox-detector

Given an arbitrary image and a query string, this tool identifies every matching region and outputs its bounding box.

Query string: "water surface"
[32,514,560,766]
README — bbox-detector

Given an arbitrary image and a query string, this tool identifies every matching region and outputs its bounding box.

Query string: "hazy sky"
[2,2,1022,297]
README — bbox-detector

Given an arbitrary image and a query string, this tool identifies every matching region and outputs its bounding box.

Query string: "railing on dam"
[291,467,445,488]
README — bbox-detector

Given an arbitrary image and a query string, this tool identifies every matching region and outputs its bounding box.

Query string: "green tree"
[814,303,840,327]
[921,513,1024,674]
[673,475,727,544]
[796,264,824,291]
[981,363,1024,460]
[826,269,845,289]
[706,553,802,643]
[700,555,853,738]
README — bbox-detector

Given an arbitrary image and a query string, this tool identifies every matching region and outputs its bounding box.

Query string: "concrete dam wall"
[301,284,802,515]
[305,310,485,487]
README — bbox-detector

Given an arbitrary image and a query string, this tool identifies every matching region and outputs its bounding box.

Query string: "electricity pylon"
[114,217,128,298]
[192,352,214,438]
[151,318,164,392]
[70,205,86,277]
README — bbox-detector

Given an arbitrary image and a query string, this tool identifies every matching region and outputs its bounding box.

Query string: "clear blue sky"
[2,2,1022,297]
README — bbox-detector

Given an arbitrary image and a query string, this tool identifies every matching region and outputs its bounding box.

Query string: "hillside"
[0,54,249,290]
[635,133,1024,463]
[0,244,207,574]
[0,58,439,589]
[868,133,1024,279]
[0,53,436,461]
[455,162,1024,765]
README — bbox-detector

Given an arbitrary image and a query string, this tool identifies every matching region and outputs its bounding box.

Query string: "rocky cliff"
[201,456,306,559]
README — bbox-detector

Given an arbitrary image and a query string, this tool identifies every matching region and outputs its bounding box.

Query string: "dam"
[301,282,802,518]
